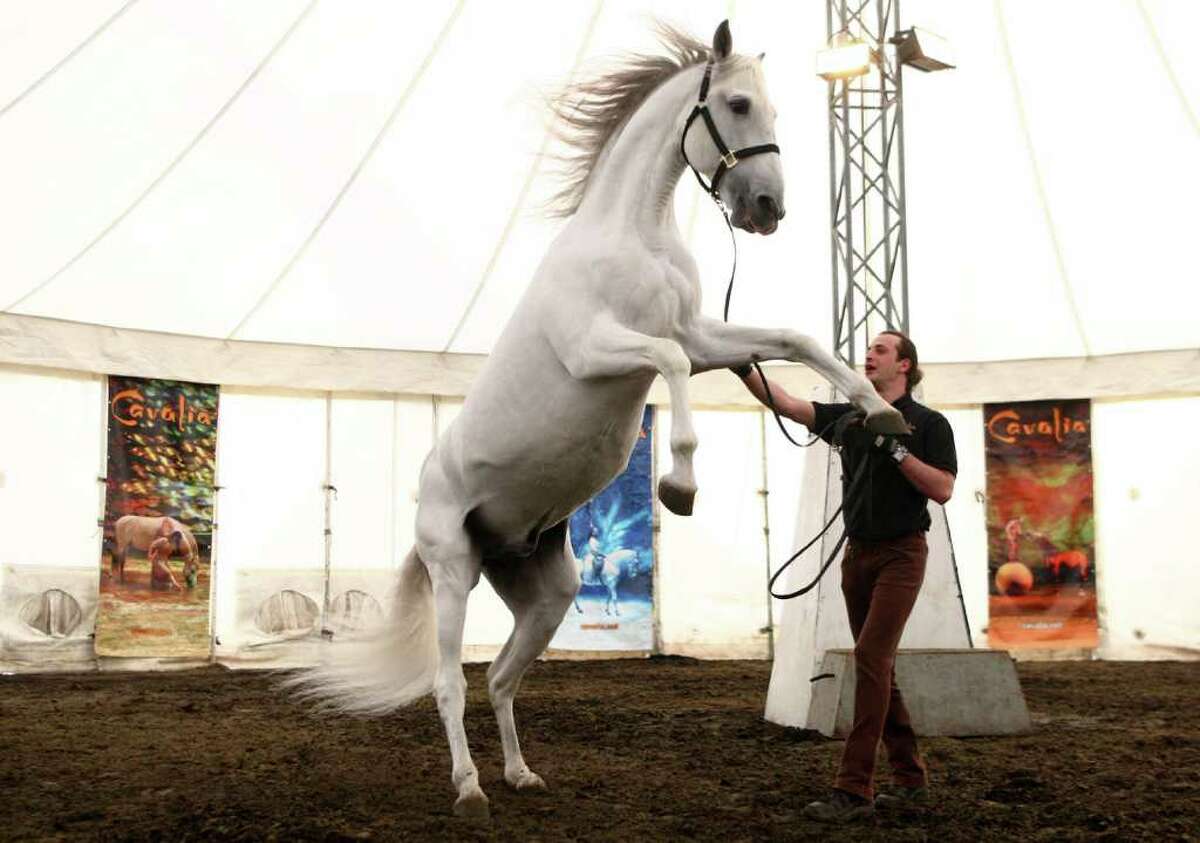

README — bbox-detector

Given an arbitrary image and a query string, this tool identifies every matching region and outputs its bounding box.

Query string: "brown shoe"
[874,785,929,810]
[803,789,875,823]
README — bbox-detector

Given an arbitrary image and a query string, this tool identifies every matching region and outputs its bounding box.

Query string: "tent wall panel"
[0,369,103,667]
[657,410,771,659]
[941,407,990,647]
[330,396,401,571]
[212,389,326,661]
[1093,396,1200,659]
[0,367,103,568]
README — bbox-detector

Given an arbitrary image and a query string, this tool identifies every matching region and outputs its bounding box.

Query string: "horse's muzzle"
[736,193,783,235]
[753,194,783,234]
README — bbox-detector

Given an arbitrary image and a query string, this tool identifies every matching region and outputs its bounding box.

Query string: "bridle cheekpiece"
[679,57,781,207]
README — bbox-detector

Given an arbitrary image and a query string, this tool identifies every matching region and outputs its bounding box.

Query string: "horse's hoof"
[453,790,490,821]
[506,769,547,792]
[658,477,696,516]
[865,405,909,435]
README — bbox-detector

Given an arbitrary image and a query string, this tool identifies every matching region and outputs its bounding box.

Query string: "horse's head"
[683,21,785,235]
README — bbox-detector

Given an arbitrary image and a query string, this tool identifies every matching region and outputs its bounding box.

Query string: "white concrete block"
[806,648,1032,737]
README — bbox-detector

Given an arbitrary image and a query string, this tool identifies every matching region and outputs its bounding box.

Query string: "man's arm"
[896,454,955,505]
[735,367,816,427]
[900,412,957,505]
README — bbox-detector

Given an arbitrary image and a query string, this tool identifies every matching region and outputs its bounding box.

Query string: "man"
[147,536,183,591]
[733,330,957,823]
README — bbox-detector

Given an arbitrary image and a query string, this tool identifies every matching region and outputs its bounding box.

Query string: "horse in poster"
[111,515,199,585]
[287,21,905,819]
[575,547,638,616]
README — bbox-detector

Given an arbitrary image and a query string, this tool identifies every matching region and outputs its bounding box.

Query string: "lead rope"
[681,54,851,599]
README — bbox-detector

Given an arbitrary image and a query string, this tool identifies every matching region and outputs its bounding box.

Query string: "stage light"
[816,30,872,81]
[891,27,955,72]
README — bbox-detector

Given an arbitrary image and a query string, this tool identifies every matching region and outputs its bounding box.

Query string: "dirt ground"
[1,659,1197,842]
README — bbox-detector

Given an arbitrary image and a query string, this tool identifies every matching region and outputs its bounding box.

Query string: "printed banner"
[96,377,218,658]
[984,399,1097,650]
[551,406,655,651]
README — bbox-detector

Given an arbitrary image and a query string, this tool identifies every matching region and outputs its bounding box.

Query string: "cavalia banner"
[96,377,218,658]
[984,398,1097,650]
[551,406,655,651]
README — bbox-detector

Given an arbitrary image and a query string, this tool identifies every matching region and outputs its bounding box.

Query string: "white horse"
[287,21,905,820]
[575,547,637,616]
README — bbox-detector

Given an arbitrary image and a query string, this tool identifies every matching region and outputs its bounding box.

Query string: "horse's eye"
[729,97,750,116]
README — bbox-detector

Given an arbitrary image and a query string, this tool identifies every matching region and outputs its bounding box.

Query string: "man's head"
[865,330,922,394]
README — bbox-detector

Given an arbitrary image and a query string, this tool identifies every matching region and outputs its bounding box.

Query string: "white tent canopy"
[1,0,1197,379]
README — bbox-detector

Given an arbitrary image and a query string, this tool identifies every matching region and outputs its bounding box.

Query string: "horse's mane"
[546,23,749,217]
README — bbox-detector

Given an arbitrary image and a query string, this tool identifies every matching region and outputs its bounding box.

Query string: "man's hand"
[836,417,907,460]
[872,433,907,462]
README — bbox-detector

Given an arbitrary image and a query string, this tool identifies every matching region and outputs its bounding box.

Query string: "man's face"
[864,333,909,390]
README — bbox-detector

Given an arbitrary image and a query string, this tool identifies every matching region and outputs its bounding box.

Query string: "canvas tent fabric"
[0,2,1197,673]
[0,1,1196,373]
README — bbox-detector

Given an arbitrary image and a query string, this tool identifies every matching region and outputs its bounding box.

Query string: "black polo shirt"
[811,394,957,542]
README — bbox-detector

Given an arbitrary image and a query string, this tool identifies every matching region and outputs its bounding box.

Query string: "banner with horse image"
[984,399,1097,650]
[95,376,218,658]
[550,406,655,651]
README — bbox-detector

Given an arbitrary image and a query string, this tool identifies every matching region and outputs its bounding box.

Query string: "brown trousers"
[834,531,928,800]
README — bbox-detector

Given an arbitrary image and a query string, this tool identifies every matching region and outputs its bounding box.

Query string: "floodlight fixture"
[891,27,955,72]
[816,30,872,81]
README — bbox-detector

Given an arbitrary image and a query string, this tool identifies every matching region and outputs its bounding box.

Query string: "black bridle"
[679,58,780,203]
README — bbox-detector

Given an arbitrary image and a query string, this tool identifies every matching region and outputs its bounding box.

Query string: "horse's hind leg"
[483,522,580,792]
[417,486,489,818]
[431,561,489,819]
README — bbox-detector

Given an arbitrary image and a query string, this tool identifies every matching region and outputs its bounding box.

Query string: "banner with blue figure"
[550,406,655,651]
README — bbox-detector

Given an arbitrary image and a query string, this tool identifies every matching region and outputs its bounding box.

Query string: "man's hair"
[881,330,923,393]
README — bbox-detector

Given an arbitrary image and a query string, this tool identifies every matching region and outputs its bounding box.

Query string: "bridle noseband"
[679,57,781,205]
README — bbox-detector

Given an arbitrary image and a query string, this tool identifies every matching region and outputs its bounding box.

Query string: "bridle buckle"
[680,57,778,204]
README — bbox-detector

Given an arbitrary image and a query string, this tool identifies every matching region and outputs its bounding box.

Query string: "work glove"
[835,414,907,458]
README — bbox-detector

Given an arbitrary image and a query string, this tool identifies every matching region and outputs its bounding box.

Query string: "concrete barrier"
[807,648,1032,737]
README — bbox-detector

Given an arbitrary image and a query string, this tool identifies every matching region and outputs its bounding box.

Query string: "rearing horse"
[288,21,905,820]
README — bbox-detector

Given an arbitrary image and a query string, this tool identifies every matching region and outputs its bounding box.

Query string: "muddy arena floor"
[2,659,1197,842]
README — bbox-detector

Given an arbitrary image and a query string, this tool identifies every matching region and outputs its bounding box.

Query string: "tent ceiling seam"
[226,0,467,342]
[1,0,319,316]
[1136,1,1199,139]
[440,0,606,354]
[993,0,1092,358]
[0,0,139,121]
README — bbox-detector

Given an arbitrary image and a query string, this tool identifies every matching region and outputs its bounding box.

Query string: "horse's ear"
[758,51,766,62]
[712,20,732,61]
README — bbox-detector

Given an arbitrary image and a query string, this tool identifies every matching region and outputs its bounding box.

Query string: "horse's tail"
[281,546,438,716]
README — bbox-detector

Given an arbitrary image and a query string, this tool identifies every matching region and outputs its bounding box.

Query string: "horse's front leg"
[680,317,907,434]
[555,317,699,515]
